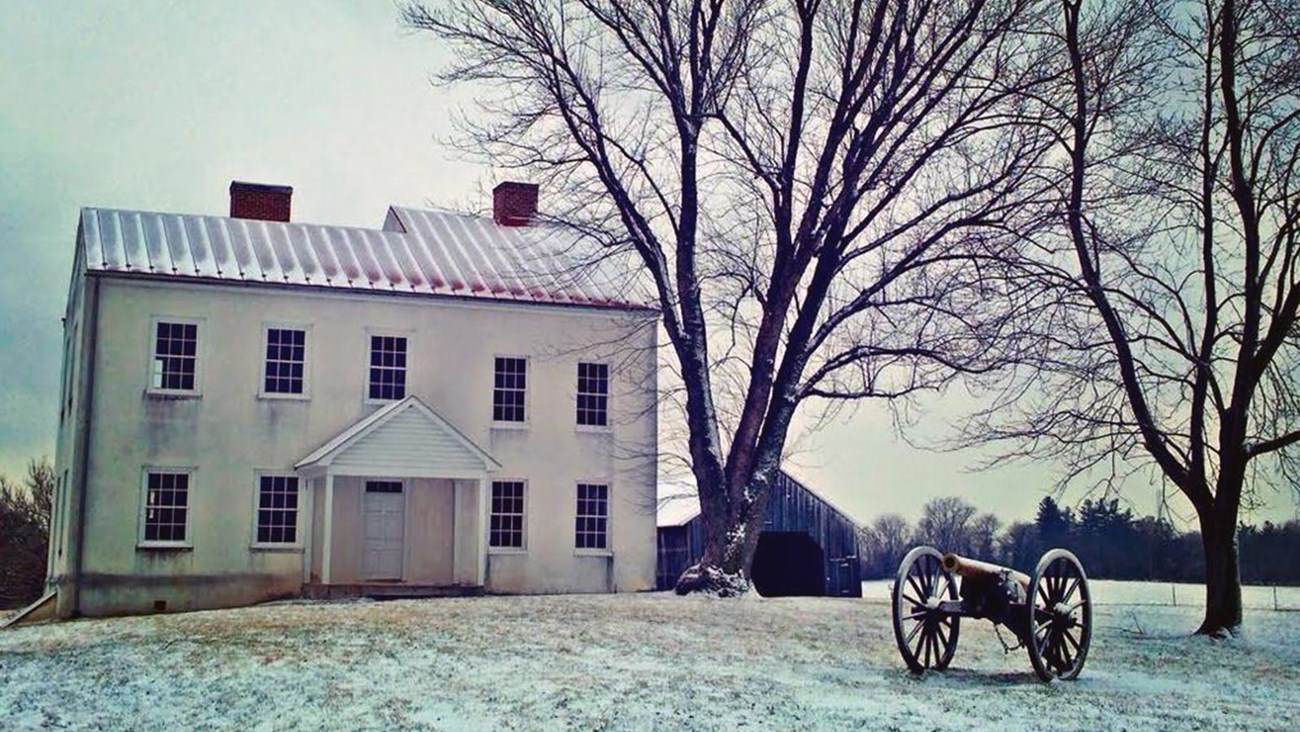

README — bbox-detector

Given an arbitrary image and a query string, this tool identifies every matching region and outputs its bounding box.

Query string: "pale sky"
[2,1,1294,530]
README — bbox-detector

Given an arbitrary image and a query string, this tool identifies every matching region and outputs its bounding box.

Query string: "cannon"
[889,546,1092,681]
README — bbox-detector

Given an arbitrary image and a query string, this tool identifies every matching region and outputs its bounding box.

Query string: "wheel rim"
[891,546,960,673]
[1028,549,1092,681]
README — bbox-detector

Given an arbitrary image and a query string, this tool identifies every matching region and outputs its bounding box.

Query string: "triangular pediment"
[296,397,499,477]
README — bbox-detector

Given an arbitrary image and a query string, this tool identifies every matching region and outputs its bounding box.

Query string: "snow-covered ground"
[2,592,1298,731]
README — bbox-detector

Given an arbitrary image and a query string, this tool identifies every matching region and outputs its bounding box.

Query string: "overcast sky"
[2,1,1295,529]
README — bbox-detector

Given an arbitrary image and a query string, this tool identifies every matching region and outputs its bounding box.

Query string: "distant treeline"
[859,496,1300,586]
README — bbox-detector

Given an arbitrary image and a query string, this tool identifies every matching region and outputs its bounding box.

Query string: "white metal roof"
[78,206,654,310]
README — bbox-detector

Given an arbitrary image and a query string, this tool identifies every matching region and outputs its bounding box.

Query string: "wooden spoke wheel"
[1027,548,1092,681]
[891,546,960,673]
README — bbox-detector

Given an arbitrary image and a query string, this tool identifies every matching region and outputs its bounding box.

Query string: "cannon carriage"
[890,546,1093,682]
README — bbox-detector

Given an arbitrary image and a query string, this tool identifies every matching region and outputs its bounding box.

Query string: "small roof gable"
[296,396,500,477]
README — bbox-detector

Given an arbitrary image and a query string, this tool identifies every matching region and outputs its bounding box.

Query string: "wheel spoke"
[1063,628,1082,653]
[907,575,926,602]
[906,620,924,646]
[904,610,927,621]
[919,559,935,596]
[923,628,933,667]
[935,622,949,651]
[1058,634,1074,671]
[902,591,924,608]
[1061,578,1080,606]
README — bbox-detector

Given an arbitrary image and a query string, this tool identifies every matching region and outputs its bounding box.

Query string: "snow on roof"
[78,206,654,310]
[657,492,701,528]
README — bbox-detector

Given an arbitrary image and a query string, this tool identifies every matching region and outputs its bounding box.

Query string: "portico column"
[476,473,489,586]
[321,471,335,585]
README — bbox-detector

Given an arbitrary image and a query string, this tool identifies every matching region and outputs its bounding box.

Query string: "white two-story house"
[41,181,659,619]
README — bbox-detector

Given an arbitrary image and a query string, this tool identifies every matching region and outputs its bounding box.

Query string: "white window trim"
[137,466,196,550]
[144,316,205,398]
[364,329,414,405]
[250,471,305,551]
[257,323,313,401]
[487,478,529,554]
[575,361,613,434]
[491,354,531,429]
[574,480,613,556]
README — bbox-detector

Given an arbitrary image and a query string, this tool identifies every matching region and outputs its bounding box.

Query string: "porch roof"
[295,396,500,478]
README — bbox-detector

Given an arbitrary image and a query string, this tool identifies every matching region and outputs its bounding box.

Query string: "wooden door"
[363,481,405,580]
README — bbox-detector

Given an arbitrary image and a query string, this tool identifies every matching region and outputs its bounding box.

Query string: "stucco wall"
[58,274,658,616]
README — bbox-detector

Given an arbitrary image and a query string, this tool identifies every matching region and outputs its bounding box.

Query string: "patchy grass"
[1,593,1297,731]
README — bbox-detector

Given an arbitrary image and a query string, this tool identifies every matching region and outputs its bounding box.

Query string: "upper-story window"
[576,362,609,427]
[150,320,199,393]
[263,328,306,396]
[493,357,527,423]
[368,335,407,401]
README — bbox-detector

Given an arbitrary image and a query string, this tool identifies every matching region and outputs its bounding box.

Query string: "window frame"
[491,355,530,428]
[574,481,612,555]
[137,467,196,550]
[250,471,304,551]
[365,330,412,404]
[145,317,204,398]
[258,323,312,400]
[575,361,612,432]
[488,479,529,553]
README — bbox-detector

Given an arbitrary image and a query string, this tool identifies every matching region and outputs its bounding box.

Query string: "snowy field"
[2,592,1299,731]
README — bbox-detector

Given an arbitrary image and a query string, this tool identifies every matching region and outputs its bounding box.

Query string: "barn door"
[363,481,405,580]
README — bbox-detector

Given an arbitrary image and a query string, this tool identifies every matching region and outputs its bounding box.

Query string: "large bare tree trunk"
[1198,512,1243,635]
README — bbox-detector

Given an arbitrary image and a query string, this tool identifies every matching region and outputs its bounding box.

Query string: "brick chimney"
[492,181,538,226]
[229,181,293,222]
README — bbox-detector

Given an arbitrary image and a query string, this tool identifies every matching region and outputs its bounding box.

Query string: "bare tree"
[961,0,1300,634]
[0,459,54,608]
[403,0,1053,593]
[860,513,911,578]
[914,496,982,554]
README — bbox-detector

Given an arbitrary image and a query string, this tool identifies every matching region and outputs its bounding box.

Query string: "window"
[489,480,526,549]
[368,335,407,401]
[151,321,198,391]
[365,480,403,495]
[493,357,527,422]
[264,328,306,395]
[141,470,191,546]
[255,475,299,545]
[575,483,609,550]
[576,362,609,427]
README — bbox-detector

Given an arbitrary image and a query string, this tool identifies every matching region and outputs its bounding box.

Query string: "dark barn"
[656,471,862,597]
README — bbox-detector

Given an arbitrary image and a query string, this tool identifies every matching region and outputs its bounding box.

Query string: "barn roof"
[77,206,654,310]
[655,471,864,530]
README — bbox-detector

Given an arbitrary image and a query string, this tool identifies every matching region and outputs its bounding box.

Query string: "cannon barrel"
[941,553,1030,590]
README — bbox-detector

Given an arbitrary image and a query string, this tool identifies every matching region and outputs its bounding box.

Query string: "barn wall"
[655,471,862,596]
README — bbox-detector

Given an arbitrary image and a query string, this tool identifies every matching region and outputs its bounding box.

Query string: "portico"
[294,396,500,596]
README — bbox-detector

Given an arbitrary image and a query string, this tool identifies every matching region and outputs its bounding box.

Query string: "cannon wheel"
[1027,548,1092,681]
[891,546,960,673]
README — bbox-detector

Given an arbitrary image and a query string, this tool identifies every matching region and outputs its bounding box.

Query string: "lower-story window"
[140,469,191,547]
[575,483,609,550]
[255,475,299,545]
[490,480,526,549]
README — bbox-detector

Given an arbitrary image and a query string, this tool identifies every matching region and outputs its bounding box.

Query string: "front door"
[363,481,405,580]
